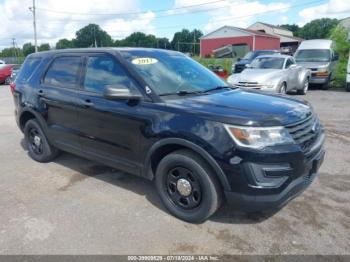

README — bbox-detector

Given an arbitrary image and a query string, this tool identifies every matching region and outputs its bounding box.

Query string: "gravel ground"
[0,85,349,255]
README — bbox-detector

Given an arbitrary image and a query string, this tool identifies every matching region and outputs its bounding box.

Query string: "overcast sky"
[0,0,349,50]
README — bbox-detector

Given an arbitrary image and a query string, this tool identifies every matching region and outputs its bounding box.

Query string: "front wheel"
[5,77,11,85]
[297,78,309,95]
[155,149,222,223]
[321,77,331,90]
[278,82,287,94]
[24,119,60,162]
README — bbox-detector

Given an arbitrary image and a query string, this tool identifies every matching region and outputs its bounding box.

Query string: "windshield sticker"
[132,57,158,65]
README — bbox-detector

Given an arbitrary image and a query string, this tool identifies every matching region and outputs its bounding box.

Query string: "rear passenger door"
[75,54,145,175]
[40,55,83,152]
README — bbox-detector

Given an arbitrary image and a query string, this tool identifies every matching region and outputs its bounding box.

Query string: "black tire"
[297,78,309,95]
[346,83,350,92]
[155,149,222,223]
[278,82,287,94]
[321,77,331,90]
[24,119,59,163]
[5,77,11,85]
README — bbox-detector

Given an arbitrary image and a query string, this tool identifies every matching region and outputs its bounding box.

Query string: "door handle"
[82,99,94,108]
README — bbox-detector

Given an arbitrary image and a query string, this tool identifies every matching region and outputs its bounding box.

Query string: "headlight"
[224,125,294,149]
[317,65,329,73]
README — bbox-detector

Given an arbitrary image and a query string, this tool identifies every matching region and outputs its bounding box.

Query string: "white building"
[248,22,303,53]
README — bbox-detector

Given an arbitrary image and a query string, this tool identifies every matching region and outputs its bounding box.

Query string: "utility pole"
[29,0,38,52]
[11,38,18,61]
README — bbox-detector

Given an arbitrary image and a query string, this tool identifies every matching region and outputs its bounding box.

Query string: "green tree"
[56,39,74,49]
[38,43,50,52]
[298,18,339,40]
[171,29,203,55]
[75,24,113,48]
[279,24,300,36]
[156,37,170,49]
[0,47,23,57]
[330,26,350,87]
[119,32,157,47]
[22,43,35,56]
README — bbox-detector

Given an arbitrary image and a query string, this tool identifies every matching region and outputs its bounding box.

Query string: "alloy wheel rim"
[28,128,43,155]
[166,167,202,209]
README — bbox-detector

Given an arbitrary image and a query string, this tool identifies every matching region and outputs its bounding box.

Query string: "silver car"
[227,55,311,95]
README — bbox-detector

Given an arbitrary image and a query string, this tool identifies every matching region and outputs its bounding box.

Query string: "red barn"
[200,26,280,57]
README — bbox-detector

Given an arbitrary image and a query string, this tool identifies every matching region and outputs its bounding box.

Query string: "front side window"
[44,56,82,88]
[285,59,294,69]
[83,56,131,93]
[250,57,285,69]
[121,51,227,96]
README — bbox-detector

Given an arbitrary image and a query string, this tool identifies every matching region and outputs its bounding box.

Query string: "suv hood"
[166,89,312,127]
[238,69,282,83]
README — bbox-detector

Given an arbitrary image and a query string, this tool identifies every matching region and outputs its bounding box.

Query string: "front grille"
[235,81,262,88]
[285,115,320,153]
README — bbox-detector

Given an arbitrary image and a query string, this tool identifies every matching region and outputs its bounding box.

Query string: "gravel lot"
[0,85,349,255]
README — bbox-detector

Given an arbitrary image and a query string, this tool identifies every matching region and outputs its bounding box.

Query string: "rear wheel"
[155,149,222,223]
[297,78,309,95]
[24,119,59,162]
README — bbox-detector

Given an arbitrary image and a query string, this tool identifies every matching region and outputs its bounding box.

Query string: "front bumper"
[222,131,325,212]
[310,75,329,84]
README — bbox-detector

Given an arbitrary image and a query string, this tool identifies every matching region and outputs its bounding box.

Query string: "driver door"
[286,58,298,89]
[75,53,145,175]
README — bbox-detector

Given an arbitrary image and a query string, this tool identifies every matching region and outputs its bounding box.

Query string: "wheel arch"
[19,108,47,132]
[143,138,231,191]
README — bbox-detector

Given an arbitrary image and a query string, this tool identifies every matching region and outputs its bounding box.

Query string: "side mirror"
[103,85,143,101]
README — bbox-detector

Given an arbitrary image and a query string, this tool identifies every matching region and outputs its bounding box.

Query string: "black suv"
[12,48,325,223]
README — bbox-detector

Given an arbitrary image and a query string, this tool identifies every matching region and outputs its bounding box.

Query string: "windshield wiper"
[203,86,234,93]
[159,90,203,96]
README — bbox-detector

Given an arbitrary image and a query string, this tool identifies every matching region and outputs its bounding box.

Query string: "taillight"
[10,82,16,94]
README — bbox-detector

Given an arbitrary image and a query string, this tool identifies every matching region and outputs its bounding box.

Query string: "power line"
[35,0,226,16]
[35,0,325,34]
[36,1,236,23]
[35,0,325,27]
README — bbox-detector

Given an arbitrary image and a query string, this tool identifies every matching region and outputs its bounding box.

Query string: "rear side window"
[16,57,42,83]
[44,56,82,88]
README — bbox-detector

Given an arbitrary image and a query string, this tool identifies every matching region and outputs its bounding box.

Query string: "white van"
[294,39,338,90]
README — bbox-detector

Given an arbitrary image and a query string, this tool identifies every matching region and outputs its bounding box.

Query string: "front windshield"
[250,57,285,69]
[243,51,255,60]
[294,49,331,62]
[121,50,228,96]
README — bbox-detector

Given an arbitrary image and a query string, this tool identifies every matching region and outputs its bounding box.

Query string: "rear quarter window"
[16,57,42,83]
